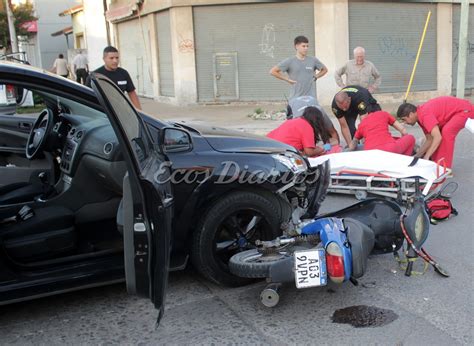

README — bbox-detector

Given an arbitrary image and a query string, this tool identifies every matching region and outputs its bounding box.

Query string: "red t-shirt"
[354,111,396,150]
[417,96,473,134]
[267,117,315,151]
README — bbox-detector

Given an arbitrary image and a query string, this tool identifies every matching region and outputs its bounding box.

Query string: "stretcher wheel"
[355,190,368,201]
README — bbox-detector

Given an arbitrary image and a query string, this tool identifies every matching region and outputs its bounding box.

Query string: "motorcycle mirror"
[403,197,430,249]
[438,181,458,199]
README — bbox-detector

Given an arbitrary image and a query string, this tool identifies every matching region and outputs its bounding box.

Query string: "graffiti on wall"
[179,39,194,53]
[378,36,416,59]
[453,39,474,62]
[259,23,276,58]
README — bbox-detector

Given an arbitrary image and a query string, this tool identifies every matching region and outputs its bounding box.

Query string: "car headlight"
[272,153,307,174]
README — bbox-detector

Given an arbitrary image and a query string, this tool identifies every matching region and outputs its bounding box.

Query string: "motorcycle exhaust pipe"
[260,283,282,308]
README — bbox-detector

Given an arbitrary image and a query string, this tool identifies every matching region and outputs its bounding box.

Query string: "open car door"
[90,74,173,323]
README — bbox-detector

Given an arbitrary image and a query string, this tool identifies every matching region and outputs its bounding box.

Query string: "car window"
[94,79,149,165]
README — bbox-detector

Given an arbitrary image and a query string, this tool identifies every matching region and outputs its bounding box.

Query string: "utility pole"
[5,0,18,53]
[455,0,470,98]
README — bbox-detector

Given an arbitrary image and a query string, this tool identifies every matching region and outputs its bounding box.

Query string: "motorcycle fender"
[317,218,352,282]
[268,255,295,283]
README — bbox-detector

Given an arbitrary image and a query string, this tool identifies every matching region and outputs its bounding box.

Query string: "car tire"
[191,191,281,286]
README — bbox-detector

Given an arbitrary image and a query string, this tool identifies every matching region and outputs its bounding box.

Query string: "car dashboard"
[54,113,125,193]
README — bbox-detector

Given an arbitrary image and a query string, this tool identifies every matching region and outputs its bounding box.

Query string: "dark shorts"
[286,105,293,119]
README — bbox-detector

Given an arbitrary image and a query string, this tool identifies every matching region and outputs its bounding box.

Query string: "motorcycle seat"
[345,218,375,279]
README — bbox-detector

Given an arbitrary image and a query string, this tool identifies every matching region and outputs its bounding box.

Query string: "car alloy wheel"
[191,191,281,286]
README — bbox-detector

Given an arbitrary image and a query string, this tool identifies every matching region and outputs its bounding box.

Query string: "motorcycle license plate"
[294,248,327,289]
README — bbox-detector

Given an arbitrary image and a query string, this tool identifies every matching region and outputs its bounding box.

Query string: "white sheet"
[465,118,474,134]
[308,150,451,195]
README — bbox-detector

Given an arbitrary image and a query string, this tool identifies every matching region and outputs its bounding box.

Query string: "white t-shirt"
[72,54,88,69]
[53,58,69,76]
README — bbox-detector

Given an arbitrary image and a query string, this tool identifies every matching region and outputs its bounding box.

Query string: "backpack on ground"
[426,198,458,224]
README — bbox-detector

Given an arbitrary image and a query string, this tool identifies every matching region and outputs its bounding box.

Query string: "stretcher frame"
[327,159,451,201]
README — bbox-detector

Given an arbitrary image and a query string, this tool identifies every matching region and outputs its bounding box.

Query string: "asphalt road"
[0,117,472,345]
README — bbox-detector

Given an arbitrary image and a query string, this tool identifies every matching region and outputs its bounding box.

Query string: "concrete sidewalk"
[139,98,406,137]
[140,96,473,138]
[140,98,288,135]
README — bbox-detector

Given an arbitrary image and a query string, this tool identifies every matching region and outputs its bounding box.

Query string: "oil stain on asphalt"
[331,305,398,328]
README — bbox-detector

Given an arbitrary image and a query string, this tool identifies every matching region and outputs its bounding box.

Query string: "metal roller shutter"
[193,2,315,102]
[117,19,154,97]
[155,11,175,97]
[349,1,437,93]
[452,4,474,91]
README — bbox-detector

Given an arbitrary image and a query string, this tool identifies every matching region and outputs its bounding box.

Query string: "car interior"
[0,86,128,268]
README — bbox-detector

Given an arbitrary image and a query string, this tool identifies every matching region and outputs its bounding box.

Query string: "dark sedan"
[0,62,329,316]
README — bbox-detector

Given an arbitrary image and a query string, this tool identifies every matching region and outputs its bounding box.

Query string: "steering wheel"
[26,109,54,159]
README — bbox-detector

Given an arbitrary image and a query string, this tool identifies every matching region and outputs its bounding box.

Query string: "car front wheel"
[191,191,281,286]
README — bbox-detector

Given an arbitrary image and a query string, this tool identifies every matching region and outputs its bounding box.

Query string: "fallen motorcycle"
[229,180,449,307]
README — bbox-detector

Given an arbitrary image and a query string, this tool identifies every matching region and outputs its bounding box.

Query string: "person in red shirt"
[348,110,415,155]
[267,107,334,157]
[397,96,474,168]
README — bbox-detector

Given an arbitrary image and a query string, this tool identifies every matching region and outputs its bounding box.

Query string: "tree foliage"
[0,1,38,48]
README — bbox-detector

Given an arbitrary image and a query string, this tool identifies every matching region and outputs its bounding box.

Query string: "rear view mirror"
[0,84,18,115]
[162,128,192,152]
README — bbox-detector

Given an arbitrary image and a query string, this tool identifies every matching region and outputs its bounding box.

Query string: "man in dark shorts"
[88,46,141,110]
[331,85,381,146]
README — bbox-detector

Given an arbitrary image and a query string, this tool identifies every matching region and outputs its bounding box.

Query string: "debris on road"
[248,108,287,120]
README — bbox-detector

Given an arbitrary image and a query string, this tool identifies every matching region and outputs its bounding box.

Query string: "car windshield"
[35,90,108,120]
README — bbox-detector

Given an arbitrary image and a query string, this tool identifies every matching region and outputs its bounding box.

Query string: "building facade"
[34,0,78,69]
[106,0,473,105]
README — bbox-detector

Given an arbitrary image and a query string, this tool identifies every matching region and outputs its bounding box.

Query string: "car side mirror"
[15,86,25,105]
[162,128,192,153]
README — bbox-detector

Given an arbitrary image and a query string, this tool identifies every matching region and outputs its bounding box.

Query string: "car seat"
[0,206,76,261]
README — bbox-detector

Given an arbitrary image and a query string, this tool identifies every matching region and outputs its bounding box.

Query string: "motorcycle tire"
[229,249,292,278]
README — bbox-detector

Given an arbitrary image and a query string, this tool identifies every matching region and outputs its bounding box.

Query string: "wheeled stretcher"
[308,150,451,201]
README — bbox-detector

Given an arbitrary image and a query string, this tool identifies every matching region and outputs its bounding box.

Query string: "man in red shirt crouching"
[348,110,415,155]
[397,96,473,168]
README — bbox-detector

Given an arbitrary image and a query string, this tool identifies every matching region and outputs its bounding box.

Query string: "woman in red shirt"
[267,107,332,157]
[348,110,415,155]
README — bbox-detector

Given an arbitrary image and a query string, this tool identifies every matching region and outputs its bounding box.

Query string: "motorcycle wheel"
[229,249,292,278]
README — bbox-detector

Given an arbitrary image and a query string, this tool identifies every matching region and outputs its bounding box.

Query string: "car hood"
[173,122,295,154]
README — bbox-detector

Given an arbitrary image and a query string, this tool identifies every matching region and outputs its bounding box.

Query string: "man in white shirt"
[72,50,89,85]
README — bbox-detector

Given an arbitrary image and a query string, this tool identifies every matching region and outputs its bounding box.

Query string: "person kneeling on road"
[288,96,341,146]
[267,107,341,157]
[332,85,381,147]
[348,110,415,156]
